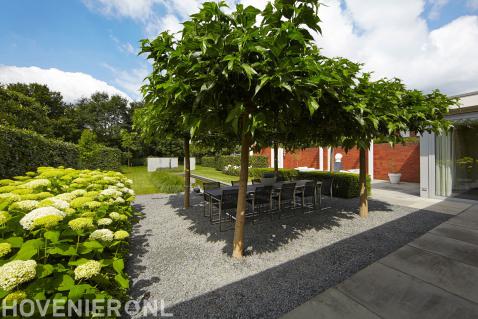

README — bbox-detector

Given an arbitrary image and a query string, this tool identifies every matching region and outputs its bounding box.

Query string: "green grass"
[193,165,245,184]
[121,166,184,194]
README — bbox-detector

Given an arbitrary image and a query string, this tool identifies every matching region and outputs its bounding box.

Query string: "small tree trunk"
[232,132,251,259]
[330,147,334,172]
[273,141,279,174]
[359,146,368,218]
[183,136,190,209]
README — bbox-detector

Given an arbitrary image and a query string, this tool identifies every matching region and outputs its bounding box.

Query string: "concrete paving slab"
[380,245,478,303]
[336,263,478,319]
[430,222,478,246]
[281,288,380,319]
[410,233,478,267]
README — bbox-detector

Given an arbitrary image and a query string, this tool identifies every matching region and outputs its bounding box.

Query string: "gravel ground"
[126,192,451,319]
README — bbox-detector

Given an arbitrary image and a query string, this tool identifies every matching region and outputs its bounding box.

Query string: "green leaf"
[14,238,43,260]
[48,243,77,256]
[68,284,94,301]
[113,258,124,274]
[241,63,257,79]
[307,98,320,115]
[5,236,23,248]
[114,273,129,289]
[44,230,60,243]
[37,264,54,279]
[58,274,75,291]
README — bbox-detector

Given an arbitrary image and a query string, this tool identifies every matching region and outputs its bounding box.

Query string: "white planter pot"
[388,173,402,184]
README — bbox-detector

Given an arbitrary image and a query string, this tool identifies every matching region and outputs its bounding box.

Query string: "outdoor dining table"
[204,179,316,201]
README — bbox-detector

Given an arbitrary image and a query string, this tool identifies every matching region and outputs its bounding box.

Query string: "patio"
[126,191,454,318]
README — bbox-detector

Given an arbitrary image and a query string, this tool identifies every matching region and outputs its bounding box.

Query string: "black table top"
[204,180,318,198]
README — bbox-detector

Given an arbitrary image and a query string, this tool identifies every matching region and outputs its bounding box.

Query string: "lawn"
[122,166,161,195]
[122,166,184,195]
[192,165,240,184]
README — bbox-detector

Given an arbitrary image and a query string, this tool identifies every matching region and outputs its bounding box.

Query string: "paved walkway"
[282,203,478,319]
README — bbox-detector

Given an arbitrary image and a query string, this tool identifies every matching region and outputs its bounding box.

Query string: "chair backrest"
[203,181,221,191]
[321,178,334,195]
[221,189,239,210]
[303,181,316,197]
[231,180,240,186]
[280,182,296,201]
[253,185,273,205]
[252,179,262,184]
[262,173,275,178]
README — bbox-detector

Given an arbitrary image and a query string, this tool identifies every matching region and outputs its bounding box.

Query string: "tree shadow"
[165,192,395,255]
[126,202,161,301]
[162,208,451,319]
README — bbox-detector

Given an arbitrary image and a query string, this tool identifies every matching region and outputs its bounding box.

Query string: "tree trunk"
[329,147,334,172]
[273,141,279,174]
[183,136,190,209]
[232,132,251,259]
[359,146,368,218]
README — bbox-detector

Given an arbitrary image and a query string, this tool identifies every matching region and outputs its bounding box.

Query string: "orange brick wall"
[255,142,420,183]
[373,142,420,182]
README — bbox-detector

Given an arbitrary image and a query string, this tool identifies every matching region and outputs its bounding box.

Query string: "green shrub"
[150,169,184,193]
[0,167,136,310]
[213,155,268,173]
[0,126,79,178]
[297,171,371,198]
[201,156,216,168]
[250,168,299,180]
[78,130,122,171]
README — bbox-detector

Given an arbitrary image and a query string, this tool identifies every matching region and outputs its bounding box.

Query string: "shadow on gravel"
[127,203,161,301]
[165,193,395,255]
[163,207,451,319]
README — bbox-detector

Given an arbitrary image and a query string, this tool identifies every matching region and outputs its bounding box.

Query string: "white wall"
[147,157,178,172]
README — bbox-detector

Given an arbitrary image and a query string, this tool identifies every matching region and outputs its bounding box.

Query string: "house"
[420,91,478,200]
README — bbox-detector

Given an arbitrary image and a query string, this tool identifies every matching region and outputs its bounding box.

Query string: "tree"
[120,129,142,166]
[141,0,352,258]
[339,75,456,217]
[0,85,51,136]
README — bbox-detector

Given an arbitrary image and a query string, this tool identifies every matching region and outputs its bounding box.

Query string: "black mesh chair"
[298,181,318,211]
[216,189,239,231]
[252,179,262,184]
[248,185,273,222]
[231,180,240,186]
[273,182,297,218]
[203,182,221,217]
[321,177,334,199]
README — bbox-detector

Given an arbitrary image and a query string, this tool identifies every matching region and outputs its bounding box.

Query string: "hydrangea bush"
[0,166,136,314]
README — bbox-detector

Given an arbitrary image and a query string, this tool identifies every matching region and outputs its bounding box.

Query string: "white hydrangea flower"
[114,197,125,204]
[0,242,12,258]
[114,230,129,240]
[115,182,125,188]
[125,179,133,186]
[19,207,66,230]
[100,188,122,198]
[71,189,87,196]
[109,212,121,221]
[97,218,113,226]
[40,198,70,210]
[121,187,135,196]
[74,260,102,280]
[89,229,114,242]
[9,200,39,212]
[0,260,37,291]
[55,192,76,202]
[22,179,51,189]
[0,211,11,225]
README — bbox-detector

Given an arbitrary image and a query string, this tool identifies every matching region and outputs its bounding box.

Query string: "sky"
[0,0,477,102]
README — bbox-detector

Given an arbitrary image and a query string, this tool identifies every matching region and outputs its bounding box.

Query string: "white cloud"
[102,63,149,98]
[0,65,132,103]
[82,0,156,20]
[428,0,449,20]
[317,0,478,94]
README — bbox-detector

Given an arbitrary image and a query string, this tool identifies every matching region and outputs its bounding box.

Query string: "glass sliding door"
[435,122,478,200]
[435,132,453,197]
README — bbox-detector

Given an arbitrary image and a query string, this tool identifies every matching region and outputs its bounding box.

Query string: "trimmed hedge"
[250,168,299,180]
[79,146,122,171]
[217,155,268,170]
[250,168,371,198]
[201,156,216,168]
[0,126,79,178]
[298,171,371,198]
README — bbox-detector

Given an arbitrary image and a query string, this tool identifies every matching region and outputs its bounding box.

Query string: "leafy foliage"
[0,126,79,178]
[0,167,136,313]
[78,130,122,172]
[297,171,371,198]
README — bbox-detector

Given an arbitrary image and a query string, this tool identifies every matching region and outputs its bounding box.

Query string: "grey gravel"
[126,193,451,319]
